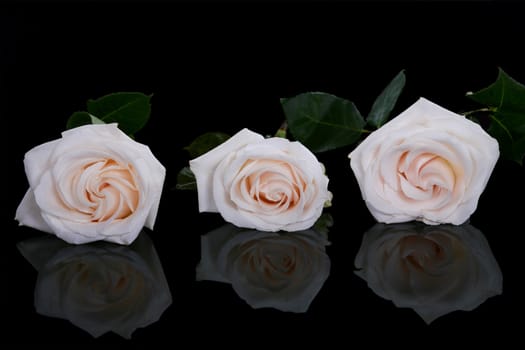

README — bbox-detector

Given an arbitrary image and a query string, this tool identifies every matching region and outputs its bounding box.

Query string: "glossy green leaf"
[66,111,106,130]
[175,166,197,190]
[87,92,151,136]
[184,132,230,159]
[281,92,366,153]
[468,68,525,112]
[468,68,525,164]
[367,69,406,128]
[489,112,525,165]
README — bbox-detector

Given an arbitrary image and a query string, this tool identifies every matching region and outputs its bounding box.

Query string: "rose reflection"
[196,224,331,313]
[17,232,172,338]
[354,223,502,324]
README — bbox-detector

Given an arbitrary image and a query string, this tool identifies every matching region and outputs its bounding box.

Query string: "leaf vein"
[299,111,364,133]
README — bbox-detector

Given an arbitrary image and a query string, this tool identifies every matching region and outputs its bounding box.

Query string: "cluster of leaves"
[281,70,406,153]
[177,68,524,192]
[66,92,152,138]
[63,71,523,196]
[176,70,408,190]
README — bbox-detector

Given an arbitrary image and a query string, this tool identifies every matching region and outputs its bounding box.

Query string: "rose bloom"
[15,124,165,245]
[190,128,331,232]
[354,223,502,324]
[17,233,172,338]
[196,224,331,313]
[349,98,499,225]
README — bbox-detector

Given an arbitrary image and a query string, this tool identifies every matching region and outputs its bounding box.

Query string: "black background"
[3,0,525,345]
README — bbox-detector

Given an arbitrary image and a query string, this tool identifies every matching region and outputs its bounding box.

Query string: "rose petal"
[135,153,165,230]
[23,139,60,188]
[33,172,92,223]
[15,189,54,233]
[190,128,264,213]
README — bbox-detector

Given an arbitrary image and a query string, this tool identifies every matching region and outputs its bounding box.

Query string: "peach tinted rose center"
[234,160,306,213]
[60,158,139,222]
[396,152,456,203]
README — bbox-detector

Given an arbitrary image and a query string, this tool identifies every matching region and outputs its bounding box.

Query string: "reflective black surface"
[197,224,331,313]
[4,1,525,345]
[17,233,171,339]
[354,223,502,324]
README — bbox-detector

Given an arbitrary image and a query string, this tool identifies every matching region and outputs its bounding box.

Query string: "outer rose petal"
[15,190,53,233]
[130,156,166,230]
[190,128,264,212]
[23,139,60,188]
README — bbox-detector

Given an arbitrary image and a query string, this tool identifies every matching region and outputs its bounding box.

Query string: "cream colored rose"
[196,224,331,313]
[17,233,172,338]
[15,124,165,245]
[349,98,499,225]
[190,128,331,231]
[354,223,502,324]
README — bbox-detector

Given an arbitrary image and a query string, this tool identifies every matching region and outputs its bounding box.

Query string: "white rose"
[17,233,172,338]
[190,128,331,232]
[354,223,502,324]
[15,124,165,245]
[196,224,331,313]
[349,97,499,225]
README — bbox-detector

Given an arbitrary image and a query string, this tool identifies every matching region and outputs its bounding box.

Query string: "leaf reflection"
[196,224,331,313]
[354,222,502,324]
[17,232,172,338]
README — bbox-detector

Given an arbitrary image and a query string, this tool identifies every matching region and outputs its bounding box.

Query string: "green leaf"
[468,68,525,112]
[175,166,197,190]
[489,112,525,165]
[468,68,525,164]
[494,110,525,136]
[281,92,366,153]
[66,111,106,130]
[367,69,406,128]
[184,132,230,158]
[313,212,334,238]
[87,92,151,136]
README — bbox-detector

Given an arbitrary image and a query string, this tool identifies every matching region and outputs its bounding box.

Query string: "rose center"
[238,160,306,212]
[67,158,140,222]
[396,152,456,201]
